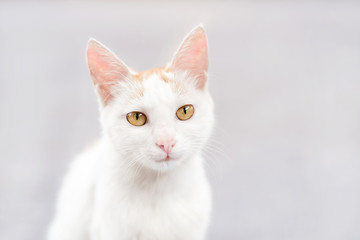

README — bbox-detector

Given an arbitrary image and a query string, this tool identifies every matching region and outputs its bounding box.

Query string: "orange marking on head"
[133,67,187,95]
[134,67,167,81]
[159,71,172,83]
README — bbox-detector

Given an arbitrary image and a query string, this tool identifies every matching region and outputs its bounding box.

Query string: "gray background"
[1,1,360,239]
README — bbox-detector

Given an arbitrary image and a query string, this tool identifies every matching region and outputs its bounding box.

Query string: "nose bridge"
[154,123,176,155]
[150,101,177,154]
[154,121,175,142]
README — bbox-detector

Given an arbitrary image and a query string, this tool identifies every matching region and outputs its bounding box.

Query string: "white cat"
[47,25,214,240]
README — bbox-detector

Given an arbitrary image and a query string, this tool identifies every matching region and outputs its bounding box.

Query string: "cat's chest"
[119,192,205,239]
[94,178,209,240]
[117,184,198,220]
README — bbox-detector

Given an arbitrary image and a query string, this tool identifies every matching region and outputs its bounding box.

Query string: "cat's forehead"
[142,75,178,106]
[114,68,195,112]
[136,69,188,103]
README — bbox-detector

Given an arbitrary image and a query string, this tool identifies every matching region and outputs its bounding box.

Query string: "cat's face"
[87,26,213,171]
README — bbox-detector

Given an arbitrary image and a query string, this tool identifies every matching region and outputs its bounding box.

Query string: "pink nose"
[156,139,176,155]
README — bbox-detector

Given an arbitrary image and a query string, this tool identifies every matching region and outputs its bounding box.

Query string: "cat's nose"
[156,139,176,155]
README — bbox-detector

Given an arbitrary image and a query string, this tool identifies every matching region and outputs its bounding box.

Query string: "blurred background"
[1,1,360,239]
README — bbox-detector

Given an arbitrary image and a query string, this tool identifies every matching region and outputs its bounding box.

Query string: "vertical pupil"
[136,113,139,120]
[183,107,187,115]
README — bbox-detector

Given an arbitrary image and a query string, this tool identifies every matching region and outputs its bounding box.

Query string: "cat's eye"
[127,112,147,126]
[176,104,194,121]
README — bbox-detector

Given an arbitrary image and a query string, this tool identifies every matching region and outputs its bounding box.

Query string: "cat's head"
[87,25,214,171]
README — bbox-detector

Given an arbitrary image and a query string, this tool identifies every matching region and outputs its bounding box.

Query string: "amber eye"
[176,104,194,121]
[127,112,147,126]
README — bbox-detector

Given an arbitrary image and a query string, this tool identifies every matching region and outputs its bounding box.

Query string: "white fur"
[48,27,214,240]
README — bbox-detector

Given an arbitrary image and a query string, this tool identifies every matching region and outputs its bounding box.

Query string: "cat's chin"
[144,156,183,172]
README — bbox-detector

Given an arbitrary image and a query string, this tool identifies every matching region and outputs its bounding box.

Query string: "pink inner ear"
[171,27,208,89]
[87,40,130,105]
[187,33,208,68]
[88,48,110,74]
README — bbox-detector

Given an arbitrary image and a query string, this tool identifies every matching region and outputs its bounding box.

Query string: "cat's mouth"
[156,156,171,162]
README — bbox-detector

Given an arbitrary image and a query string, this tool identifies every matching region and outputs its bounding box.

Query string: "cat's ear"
[87,39,131,105]
[169,25,208,90]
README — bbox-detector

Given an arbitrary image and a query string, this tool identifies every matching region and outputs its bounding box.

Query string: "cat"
[47,25,214,240]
